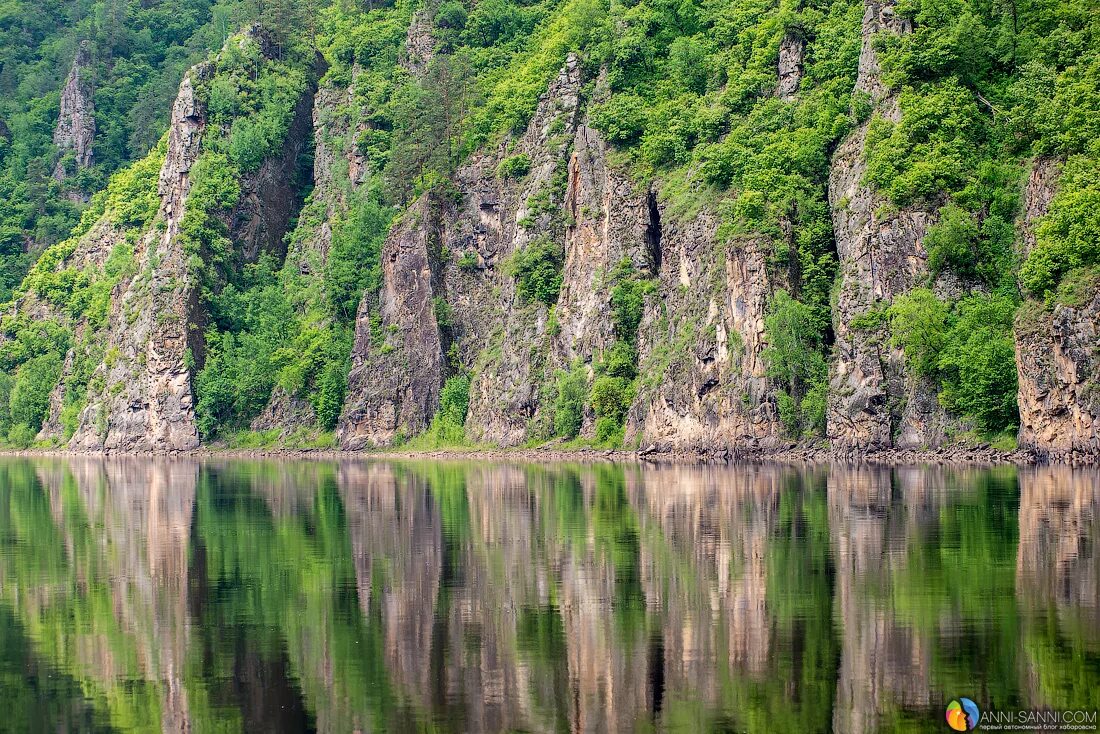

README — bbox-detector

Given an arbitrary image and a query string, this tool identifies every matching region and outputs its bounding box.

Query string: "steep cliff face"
[825,0,952,451]
[339,196,446,448]
[69,65,211,452]
[4,30,318,452]
[340,55,587,447]
[627,212,784,450]
[52,40,96,186]
[251,77,360,436]
[339,50,789,450]
[448,55,587,444]
[1013,158,1100,459]
[1015,297,1100,458]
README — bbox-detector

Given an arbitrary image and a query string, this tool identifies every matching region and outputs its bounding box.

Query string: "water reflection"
[0,458,1097,732]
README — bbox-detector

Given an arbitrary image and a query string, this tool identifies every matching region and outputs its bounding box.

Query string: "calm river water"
[0,458,1097,733]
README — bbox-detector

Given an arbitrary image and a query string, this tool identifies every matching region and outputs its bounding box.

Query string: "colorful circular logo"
[946,698,980,731]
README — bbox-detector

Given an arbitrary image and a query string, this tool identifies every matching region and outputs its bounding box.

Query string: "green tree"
[763,291,828,436]
[8,351,63,438]
[889,289,950,379]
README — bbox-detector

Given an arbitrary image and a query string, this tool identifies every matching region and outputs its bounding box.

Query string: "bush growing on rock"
[553,364,587,439]
[763,291,828,438]
[8,352,63,437]
[512,237,565,306]
[497,153,531,179]
[888,290,1019,435]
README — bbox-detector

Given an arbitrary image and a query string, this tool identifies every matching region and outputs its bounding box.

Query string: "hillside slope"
[0,0,1096,460]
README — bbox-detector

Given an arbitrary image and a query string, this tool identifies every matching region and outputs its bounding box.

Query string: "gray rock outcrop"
[52,41,96,188]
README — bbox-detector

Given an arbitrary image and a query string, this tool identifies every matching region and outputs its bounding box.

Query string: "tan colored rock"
[402,10,436,75]
[826,0,953,451]
[629,219,783,450]
[1016,292,1100,456]
[1019,157,1062,259]
[70,64,212,452]
[338,196,445,448]
[1015,157,1100,459]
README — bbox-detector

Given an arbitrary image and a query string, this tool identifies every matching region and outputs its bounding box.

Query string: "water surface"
[0,458,1097,732]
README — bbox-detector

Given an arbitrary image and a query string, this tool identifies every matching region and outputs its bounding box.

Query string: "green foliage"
[937,295,1019,434]
[325,197,391,323]
[8,351,63,437]
[849,304,890,331]
[404,374,473,449]
[925,203,1015,285]
[590,375,633,443]
[888,289,1019,434]
[762,291,828,437]
[457,250,480,271]
[6,422,37,448]
[864,80,986,205]
[889,289,951,379]
[439,373,471,426]
[0,0,229,285]
[512,237,565,306]
[0,315,71,372]
[1019,156,1100,297]
[553,363,587,439]
[497,153,532,179]
[212,50,309,171]
[179,151,241,297]
[312,353,349,431]
[607,259,656,343]
[602,340,638,380]
[466,0,607,143]
[0,373,11,438]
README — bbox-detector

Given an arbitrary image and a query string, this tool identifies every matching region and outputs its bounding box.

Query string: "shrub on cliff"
[938,295,1019,434]
[1019,156,1100,298]
[7,351,63,439]
[889,290,1019,435]
[553,364,587,439]
[512,237,565,306]
[763,291,828,438]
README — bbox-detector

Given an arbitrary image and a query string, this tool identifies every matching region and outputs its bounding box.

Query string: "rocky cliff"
[339,50,790,450]
[52,40,96,189]
[68,64,210,452]
[340,55,589,447]
[1015,157,1100,460]
[825,0,955,452]
[7,2,1098,458]
[4,30,317,453]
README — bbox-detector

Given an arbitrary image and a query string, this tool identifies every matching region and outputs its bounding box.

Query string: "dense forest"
[0,0,1096,455]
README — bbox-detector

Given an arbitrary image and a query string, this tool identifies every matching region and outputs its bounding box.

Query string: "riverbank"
[1,441,1097,466]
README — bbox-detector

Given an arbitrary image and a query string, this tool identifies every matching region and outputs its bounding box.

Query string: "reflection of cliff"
[338,461,441,706]
[829,466,936,734]
[191,459,397,734]
[2,458,198,733]
[1016,467,1100,707]
[1017,467,1100,629]
[633,466,784,698]
[8,457,1098,732]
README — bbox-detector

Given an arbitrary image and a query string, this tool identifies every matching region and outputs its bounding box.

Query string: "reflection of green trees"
[516,605,570,733]
[591,465,646,638]
[3,457,1099,732]
[0,603,111,733]
[187,464,416,732]
[0,460,163,731]
[892,469,1024,709]
[1022,611,1100,710]
[722,473,838,734]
